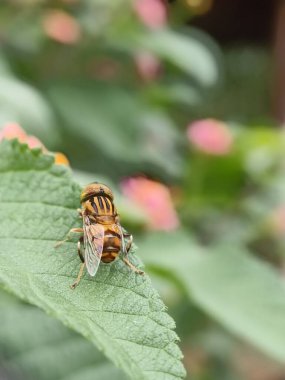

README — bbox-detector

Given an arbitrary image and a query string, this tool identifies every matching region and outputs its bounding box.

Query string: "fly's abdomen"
[101,227,121,263]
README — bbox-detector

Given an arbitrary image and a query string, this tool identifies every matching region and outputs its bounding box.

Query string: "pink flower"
[134,0,167,29]
[0,122,47,151]
[121,177,180,231]
[0,122,69,166]
[0,122,27,143]
[43,10,80,44]
[187,119,233,156]
[134,51,161,81]
[26,136,47,151]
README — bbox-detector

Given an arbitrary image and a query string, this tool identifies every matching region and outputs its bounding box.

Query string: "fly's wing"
[118,224,126,255]
[83,222,104,276]
[117,224,132,257]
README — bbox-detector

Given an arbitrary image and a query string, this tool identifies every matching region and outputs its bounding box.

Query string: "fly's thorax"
[96,215,116,225]
[80,182,114,203]
[82,195,117,217]
[82,200,94,215]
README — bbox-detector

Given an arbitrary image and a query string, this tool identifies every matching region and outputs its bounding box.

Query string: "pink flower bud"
[134,0,167,29]
[43,10,80,44]
[134,51,161,81]
[0,122,27,142]
[26,136,47,151]
[0,122,69,166]
[187,119,233,156]
[121,177,180,231]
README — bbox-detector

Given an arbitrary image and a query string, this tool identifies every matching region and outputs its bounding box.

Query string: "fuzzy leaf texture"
[139,232,285,364]
[0,140,186,380]
[0,291,126,380]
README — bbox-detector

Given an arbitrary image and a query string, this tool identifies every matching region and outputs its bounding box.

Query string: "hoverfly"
[56,182,144,289]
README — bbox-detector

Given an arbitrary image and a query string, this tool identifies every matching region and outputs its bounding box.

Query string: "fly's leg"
[121,231,133,254]
[77,236,84,263]
[71,236,85,289]
[122,232,144,275]
[124,233,133,253]
[55,208,83,247]
[123,257,144,275]
[55,228,83,248]
[70,262,85,289]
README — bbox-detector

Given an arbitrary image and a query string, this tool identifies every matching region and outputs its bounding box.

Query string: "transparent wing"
[83,220,104,276]
[118,224,126,254]
[117,224,132,257]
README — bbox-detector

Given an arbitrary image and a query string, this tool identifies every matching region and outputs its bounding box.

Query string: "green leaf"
[139,231,285,364]
[0,291,126,380]
[0,52,12,77]
[47,83,182,178]
[0,140,186,380]
[0,77,59,147]
[129,30,219,87]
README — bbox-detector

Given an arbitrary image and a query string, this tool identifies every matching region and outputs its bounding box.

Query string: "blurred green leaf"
[0,77,59,147]
[184,152,244,208]
[0,140,186,380]
[48,83,182,177]
[131,29,220,87]
[0,52,12,77]
[237,128,285,178]
[184,126,285,211]
[145,83,202,108]
[191,47,271,122]
[139,231,285,364]
[0,292,126,380]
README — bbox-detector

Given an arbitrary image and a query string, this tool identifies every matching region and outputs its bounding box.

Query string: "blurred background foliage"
[1,0,285,379]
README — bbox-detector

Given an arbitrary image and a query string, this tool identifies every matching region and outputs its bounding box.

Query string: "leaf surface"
[121,30,219,87]
[0,292,126,380]
[0,140,186,380]
[139,231,285,363]
[47,83,182,178]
